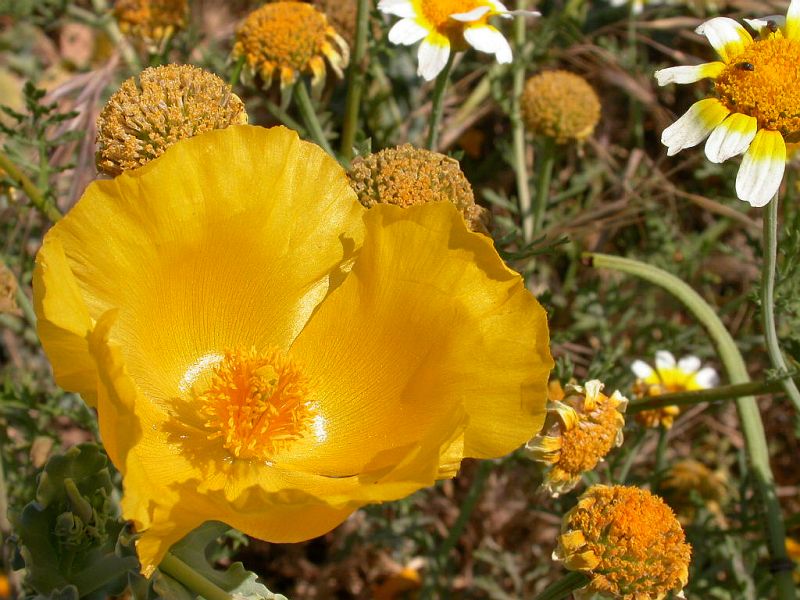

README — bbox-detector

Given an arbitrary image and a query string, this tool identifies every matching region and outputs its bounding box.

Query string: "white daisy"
[655,0,800,207]
[378,0,538,80]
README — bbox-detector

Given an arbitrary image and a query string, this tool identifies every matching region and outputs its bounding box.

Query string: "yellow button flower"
[631,351,718,429]
[527,380,627,496]
[378,0,538,80]
[33,125,552,576]
[556,485,692,600]
[233,2,349,93]
[655,0,800,206]
[114,0,188,45]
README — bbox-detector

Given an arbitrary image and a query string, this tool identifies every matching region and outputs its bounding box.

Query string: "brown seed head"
[348,144,489,233]
[521,70,600,144]
[96,64,248,176]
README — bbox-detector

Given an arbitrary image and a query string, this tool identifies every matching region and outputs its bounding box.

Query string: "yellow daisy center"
[415,0,492,36]
[234,3,330,73]
[715,37,800,137]
[198,348,314,460]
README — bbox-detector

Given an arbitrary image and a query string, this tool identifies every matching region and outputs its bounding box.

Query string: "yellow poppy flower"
[33,125,552,576]
[655,0,800,206]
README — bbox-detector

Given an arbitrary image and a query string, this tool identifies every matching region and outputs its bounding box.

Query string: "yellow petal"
[284,202,551,479]
[34,125,364,406]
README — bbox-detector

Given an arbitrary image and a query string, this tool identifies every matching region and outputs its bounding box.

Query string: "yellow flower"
[347,144,489,233]
[787,537,800,583]
[631,351,718,429]
[521,70,601,144]
[378,0,538,80]
[655,1,800,206]
[114,0,188,45]
[96,64,248,176]
[526,380,627,496]
[555,485,692,600]
[33,125,553,576]
[660,459,726,521]
[312,0,358,46]
[232,2,349,93]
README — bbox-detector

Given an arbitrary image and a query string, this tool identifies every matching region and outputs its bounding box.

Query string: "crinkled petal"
[378,0,415,18]
[662,98,729,156]
[704,112,758,163]
[695,17,754,63]
[654,62,724,86]
[463,25,512,63]
[285,202,551,478]
[736,129,786,207]
[417,37,451,80]
[388,18,429,45]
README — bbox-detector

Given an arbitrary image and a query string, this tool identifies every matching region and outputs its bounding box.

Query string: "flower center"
[416,0,491,34]
[558,401,621,475]
[235,3,329,71]
[198,347,314,460]
[715,36,800,137]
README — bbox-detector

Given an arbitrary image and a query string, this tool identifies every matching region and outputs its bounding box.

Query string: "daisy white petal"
[388,18,429,45]
[694,367,720,389]
[695,17,754,63]
[488,0,509,10]
[654,62,724,86]
[736,129,786,207]
[497,9,541,19]
[704,112,758,163]
[377,0,415,18]
[787,0,800,39]
[631,360,655,380]
[743,16,785,36]
[417,38,451,81]
[450,6,491,21]
[464,25,512,63]
[662,98,729,156]
[655,351,677,370]
[677,356,701,374]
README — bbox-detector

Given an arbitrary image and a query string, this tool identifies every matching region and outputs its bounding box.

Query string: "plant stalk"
[426,53,456,151]
[629,377,797,412]
[532,571,591,600]
[761,194,800,412]
[0,151,62,222]
[533,138,555,233]
[511,0,533,244]
[293,81,337,160]
[158,553,233,600]
[584,252,796,599]
[339,0,370,163]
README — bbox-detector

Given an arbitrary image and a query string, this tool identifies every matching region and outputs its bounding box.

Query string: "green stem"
[532,571,591,600]
[761,194,800,412]
[229,56,245,88]
[654,426,668,476]
[616,427,645,483]
[0,151,62,222]
[511,1,532,244]
[339,0,369,163]
[426,53,456,151]
[436,461,492,564]
[293,81,337,159]
[629,377,797,412]
[158,553,233,600]
[585,252,796,600]
[533,138,555,233]
[14,282,36,329]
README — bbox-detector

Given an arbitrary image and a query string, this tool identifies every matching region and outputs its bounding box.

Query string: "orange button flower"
[33,125,552,576]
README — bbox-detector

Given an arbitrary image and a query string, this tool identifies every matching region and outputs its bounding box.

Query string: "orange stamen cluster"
[715,37,800,137]
[557,485,692,600]
[198,348,314,460]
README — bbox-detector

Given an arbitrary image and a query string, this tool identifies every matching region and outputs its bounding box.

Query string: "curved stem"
[158,553,233,600]
[532,571,591,600]
[339,0,369,164]
[761,194,800,412]
[584,252,796,600]
[511,0,533,244]
[0,151,62,222]
[426,53,455,151]
[293,81,337,160]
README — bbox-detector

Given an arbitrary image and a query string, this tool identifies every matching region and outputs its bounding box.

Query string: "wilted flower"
[0,262,21,317]
[34,125,553,575]
[114,0,188,45]
[96,64,247,176]
[555,485,692,600]
[232,2,349,93]
[312,0,358,46]
[348,144,489,233]
[655,0,800,206]
[521,70,601,144]
[378,0,538,80]
[631,351,718,429]
[527,380,627,496]
[660,459,726,521]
